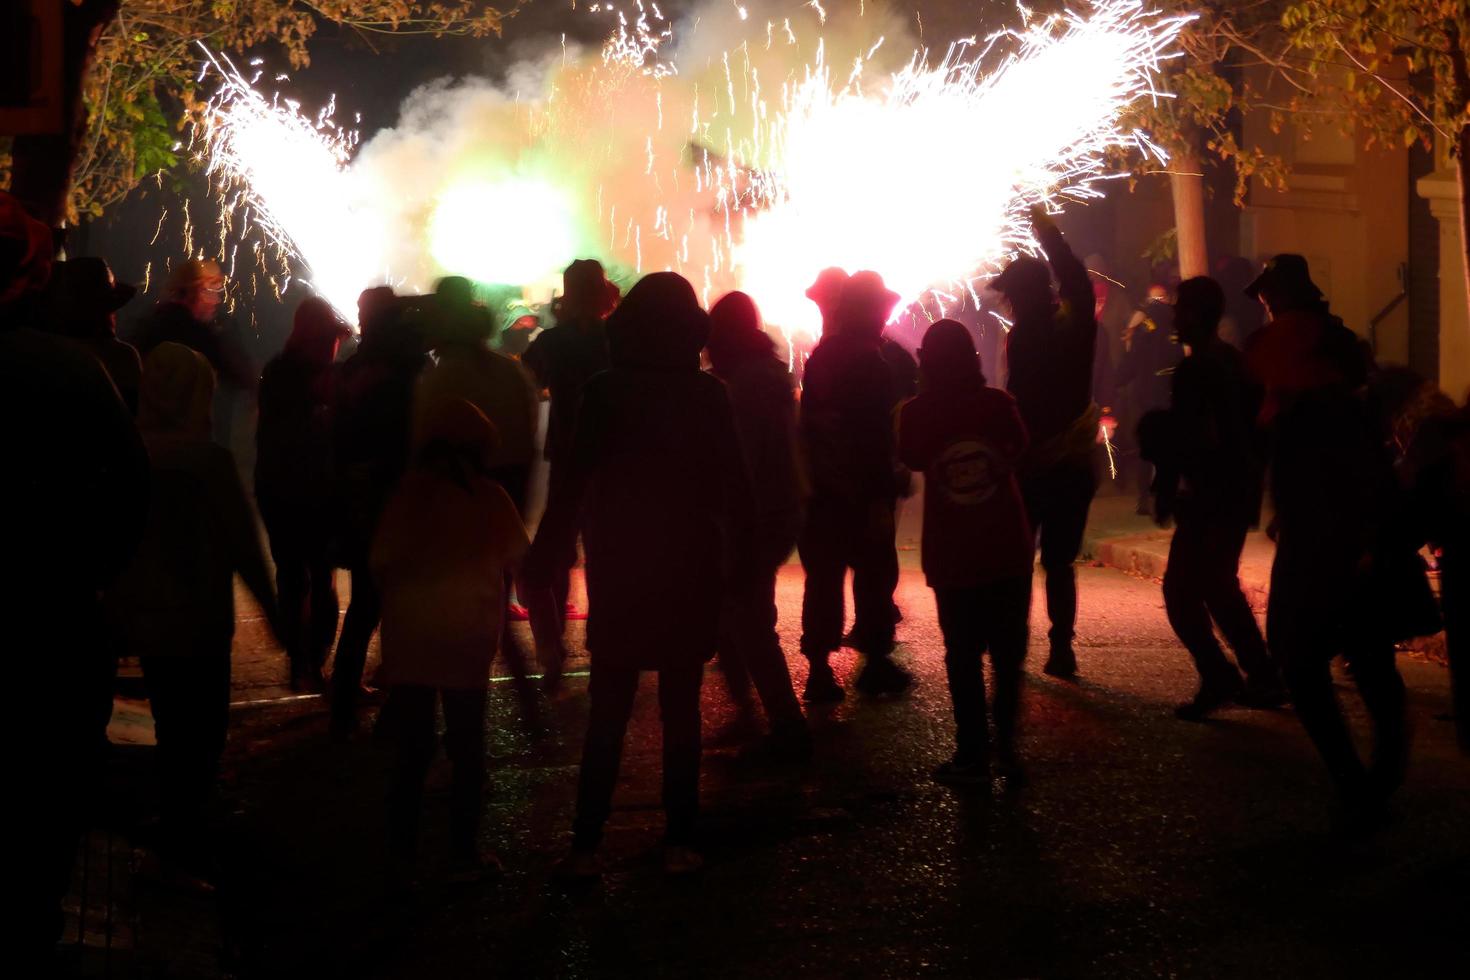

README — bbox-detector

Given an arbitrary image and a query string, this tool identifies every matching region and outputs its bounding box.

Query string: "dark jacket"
[130,302,255,390]
[1165,338,1265,526]
[523,315,610,461]
[800,331,899,502]
[1004,223,1099,465]
[715,354,804,560]
[1116,300,1178,415]
[256,351,336,509]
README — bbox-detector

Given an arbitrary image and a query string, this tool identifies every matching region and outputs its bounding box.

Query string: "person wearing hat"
[2,191,151,951]
[108,342,283,871]
[1140,276,1284,721]
[372,396,530,885]
[798,269,914,700]
[989,206,1101,678]
[1243,254,1430,819]
[256,296,352,690]
[44,257,143,413]
[129,258,255,391]
[522,258,620,671]
[899,319,1034,787]
[525,272,753,877]
[415,276,542,715]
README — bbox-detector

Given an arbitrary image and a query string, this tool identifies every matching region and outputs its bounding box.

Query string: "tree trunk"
[1458,124,1470,334]
[1170,155,1209,280]
[6,0,118,229]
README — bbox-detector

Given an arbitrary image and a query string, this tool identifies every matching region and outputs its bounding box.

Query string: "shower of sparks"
[194,1,1191,334]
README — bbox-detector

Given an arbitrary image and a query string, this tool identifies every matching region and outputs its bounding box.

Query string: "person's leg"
[1440,544,1469,754]
[307,554,340,673]
[384,685,438,862]
[798,497,848,700]
[934,588,988,766]
[263,512,310,681]
[331,564,381,731]
[658,661,705,847]
[851,499,901,645]
[1034,462,1095,673]
[738,562,806,734]
[714,595,757,720]
[984,575,1033,769]
[1344,640,1409,797]
[141,656,191,831]
[499,572,542,729]
[571,665,641,852]
[442,687,489,861]
[1197,519,1279,693]
[1164,517,1244,712]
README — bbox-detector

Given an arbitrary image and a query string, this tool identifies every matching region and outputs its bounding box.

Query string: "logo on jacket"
[936,439,1001,505]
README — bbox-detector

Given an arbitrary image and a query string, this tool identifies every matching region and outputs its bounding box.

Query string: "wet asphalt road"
[205,561,1468,979]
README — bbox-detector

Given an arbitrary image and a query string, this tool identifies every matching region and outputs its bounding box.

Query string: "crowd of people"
[4,190,1467,951]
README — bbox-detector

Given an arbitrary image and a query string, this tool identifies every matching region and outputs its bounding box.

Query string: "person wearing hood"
[525,272,753,877]
[43,257,143,413]
[522,258,620,670]
[414,276,541,718]
[108,342,282,865]
[373,396,530,884]
[1245,255,1435,819]
[899,320,1033,787]
[2,192,150,951]
[328,286,428,735]
[798,269,914,701]
[257,296,351,690]
[706,291,810,754]
[989,206,1101,679]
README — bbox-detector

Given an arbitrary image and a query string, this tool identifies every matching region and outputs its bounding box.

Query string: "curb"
[1086,527,1273,614]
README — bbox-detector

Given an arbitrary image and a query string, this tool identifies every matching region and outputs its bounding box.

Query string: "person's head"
[0,191,54,311]
[561,258,620,322]
[1173,276,1225,348]
[606,271,709,371]
[285,295,351,365]
[45,257,137,339]
[805,266,850,330]
[918,318,984,393]
[1246,253,1325,319]
[706,290,774,376]
[434,276,475,311]
[139,342,216,438]
[357,285,398,341]
[988,255,1053,322]
[163,259,225,323]
[414,396,500,489]
[834,270,900,341]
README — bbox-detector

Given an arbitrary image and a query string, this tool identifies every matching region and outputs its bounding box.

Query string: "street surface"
[80,552,1469,979]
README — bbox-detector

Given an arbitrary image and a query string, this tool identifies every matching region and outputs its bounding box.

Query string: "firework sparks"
[195,1,1190,333]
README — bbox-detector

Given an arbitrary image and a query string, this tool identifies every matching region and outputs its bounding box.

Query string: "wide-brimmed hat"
[49,257,137,313]
[805,266,850,308]
[1245,253,1322,302]
[837,270,901,323]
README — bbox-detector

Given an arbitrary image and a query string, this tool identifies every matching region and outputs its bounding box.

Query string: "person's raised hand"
[1028,204,1056,231]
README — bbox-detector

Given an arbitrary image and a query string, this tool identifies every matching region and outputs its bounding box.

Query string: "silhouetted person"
[798,270,913,700]
[1214,255,1263,349]
[498,309,541,358]
[1117,287,1179,513]
[1140,277,1283,720]
[129,259,256,444]
[416,276,540,720]
[2,193,149,953]
[990,207,1100,678]
[329,286,427,735]
[257,297,350,689]
[522,259,619,677]
[526,272,751,877]
[373,398,529,886]
[43,257,142,413]
[1245,254,1434,818]
[899,319,1032,787]
[706,290,810,754]
[108,343,282,869]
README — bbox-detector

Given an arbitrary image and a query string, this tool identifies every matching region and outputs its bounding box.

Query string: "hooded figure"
[373,397,530,879]
[899,320,1033,786]
[43,257,143,413]
[797,269,913,701]
[526,271,751,876]
[256,296,352,689]
[108,343,281,851]
[989,207,1100,678]
[706,291,809,750]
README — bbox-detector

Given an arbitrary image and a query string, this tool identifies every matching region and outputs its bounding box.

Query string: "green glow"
[428,178,578,286]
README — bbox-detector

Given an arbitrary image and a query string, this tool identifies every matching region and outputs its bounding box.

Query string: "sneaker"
[508,602,531,622]
[1041,647,1078,679]
[1174,679,1242,721]
[803,661,846,703]
[663,845,705,875]
[565,602,589,621]
[995,748,1028,789]
[446,850,504,884]
[738,723,814,765]
[1238,677,1289,709]
[553,849,602,880]
[856,657,912,696]
[933,756,989,787]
